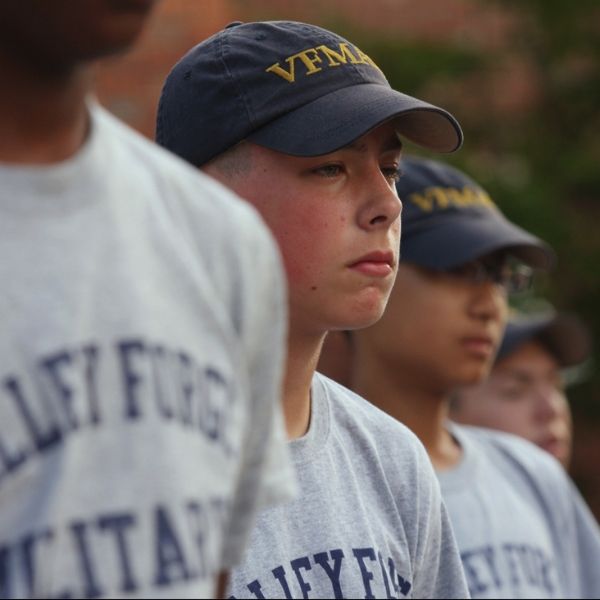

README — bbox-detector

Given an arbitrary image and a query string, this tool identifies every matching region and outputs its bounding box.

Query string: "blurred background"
[94,0,600,517]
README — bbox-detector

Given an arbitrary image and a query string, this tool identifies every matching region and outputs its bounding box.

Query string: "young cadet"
[0,3,295,598]
[349,155,600,598]
[157,20,471,599]
[452,309,593,469]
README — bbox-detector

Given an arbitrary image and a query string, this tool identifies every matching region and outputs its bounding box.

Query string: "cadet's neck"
[0,55,92,164]
[351,353,462,471]
[282,329,325,440]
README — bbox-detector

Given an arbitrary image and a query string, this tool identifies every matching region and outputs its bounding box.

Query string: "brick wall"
[95,0,236,138]
[94,0,519,139]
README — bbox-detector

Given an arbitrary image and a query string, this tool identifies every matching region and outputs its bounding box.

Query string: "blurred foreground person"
[349,156,600,598]
[452,310,592,469]
[0,2,294,598]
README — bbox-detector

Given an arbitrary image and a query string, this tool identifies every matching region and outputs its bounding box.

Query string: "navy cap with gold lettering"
[397,156,555,270]
[156,20,463,166]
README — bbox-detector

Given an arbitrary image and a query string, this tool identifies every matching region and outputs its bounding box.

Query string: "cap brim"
[401,210,556,270]
[497,313,592,367]
[247,82,463,155]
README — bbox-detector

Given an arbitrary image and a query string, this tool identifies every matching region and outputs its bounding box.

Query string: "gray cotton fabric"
[228,373,470,599]
[439,423,600,599]
[0,103,296,599]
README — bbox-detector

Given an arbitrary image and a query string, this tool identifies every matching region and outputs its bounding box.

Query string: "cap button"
[225,21,243,29]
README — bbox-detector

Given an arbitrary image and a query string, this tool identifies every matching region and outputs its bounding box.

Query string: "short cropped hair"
[203,141,253,180]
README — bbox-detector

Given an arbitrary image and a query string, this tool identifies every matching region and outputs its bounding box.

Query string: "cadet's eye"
[313,164,344,178]
[498,384,527,402]
[381,166,401,184]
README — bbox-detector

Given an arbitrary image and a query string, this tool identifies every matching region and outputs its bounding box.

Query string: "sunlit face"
[221,122,403,337]
[355,261,509,393]
[453,341,572,467]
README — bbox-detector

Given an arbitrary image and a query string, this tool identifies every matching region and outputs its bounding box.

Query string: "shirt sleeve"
[218,209,297,570]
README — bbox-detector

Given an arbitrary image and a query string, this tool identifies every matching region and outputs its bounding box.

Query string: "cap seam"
[219,30,257,131]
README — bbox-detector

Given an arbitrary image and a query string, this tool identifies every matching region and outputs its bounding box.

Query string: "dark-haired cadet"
[349,156,600,598]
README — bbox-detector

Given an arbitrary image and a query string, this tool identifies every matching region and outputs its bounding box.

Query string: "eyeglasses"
[442,255,534,294]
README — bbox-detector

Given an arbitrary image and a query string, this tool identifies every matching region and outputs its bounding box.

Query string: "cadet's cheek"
[275,213,340,287]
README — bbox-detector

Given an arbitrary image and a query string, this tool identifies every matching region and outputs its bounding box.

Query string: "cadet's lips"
[461,336,495,358]
[348,251,395,277]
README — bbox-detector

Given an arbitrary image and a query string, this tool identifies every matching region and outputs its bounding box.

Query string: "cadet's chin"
[345,306,388,331]
[349,287,392,326]
[456,360,494,388]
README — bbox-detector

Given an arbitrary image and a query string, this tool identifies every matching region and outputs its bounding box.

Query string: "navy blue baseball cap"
[497,312,592,367]
[156,20,463,166]
[397,156,555,270]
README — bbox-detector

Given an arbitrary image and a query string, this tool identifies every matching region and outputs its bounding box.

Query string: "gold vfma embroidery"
[408,187,497,212]
[266,43,380,83]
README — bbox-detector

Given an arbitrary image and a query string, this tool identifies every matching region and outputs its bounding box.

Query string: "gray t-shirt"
[439,423,600,599]
[0,103,296,599]
[228,374,469,599]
